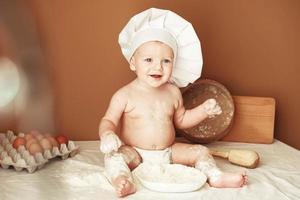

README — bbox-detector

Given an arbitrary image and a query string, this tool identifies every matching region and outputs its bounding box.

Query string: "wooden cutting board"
[221,96,276,144]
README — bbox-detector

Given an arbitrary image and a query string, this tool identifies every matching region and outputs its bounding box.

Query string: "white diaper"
[134,147,172,165]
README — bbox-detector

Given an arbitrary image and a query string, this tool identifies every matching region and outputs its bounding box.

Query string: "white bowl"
[133,163,207,193]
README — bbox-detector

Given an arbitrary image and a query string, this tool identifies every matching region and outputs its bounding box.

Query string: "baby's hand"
[100,131,122,154]
[202,98,222,118]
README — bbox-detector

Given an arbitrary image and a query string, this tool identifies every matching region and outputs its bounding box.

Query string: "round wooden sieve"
[177,79,234,144]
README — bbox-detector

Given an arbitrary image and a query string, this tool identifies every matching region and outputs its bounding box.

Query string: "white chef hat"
[118,8,203,88]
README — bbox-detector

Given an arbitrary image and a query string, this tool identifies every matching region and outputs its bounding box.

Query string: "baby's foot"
[208,172,248,188]
[112,175,136,197]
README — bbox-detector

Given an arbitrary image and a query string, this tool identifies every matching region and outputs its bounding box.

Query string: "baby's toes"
[116,181,126,192]
[242,175,248,185]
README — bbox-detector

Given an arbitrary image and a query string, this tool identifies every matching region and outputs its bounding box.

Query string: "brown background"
[1,1,300,149]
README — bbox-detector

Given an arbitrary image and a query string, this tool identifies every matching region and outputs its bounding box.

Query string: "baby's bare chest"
[125,95,176,119]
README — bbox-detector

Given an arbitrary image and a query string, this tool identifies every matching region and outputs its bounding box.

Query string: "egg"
[30,131,44,140]
[44,133,51,137]
[46,136,59,147]
[30,130,40,137]
[24,133,34,141]
[39,138,52,150]
[12,137,26,149]
[25,138,38,150]
[55,135,69,145]
[35,134,44,141]
[28,143,43,155]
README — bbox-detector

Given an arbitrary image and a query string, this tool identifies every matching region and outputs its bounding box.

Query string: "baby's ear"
[129,57,136,71]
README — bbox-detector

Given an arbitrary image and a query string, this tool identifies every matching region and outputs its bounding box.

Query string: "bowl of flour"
[133,163,207,193]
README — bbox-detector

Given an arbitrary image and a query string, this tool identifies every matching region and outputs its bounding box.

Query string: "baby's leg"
[104,145,142,197]
[118,145,142,170]
[171,143,247,188]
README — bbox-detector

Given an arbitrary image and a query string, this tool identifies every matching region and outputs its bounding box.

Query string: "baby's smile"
[149,74,162,79]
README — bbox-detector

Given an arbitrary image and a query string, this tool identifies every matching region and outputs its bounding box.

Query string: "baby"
[99,8,247,197]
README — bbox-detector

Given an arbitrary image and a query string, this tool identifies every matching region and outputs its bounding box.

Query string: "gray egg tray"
[0,130,79,173]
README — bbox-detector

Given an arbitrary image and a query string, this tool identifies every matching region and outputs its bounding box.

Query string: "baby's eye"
[163,59,171,64]
[144,58,152,62]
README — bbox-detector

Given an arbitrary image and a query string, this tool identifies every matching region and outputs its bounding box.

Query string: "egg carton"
[0,130,79,173]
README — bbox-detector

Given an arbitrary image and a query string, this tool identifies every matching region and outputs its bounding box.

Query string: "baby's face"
[130,41,174,88]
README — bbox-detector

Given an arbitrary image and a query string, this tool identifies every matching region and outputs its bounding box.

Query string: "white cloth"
[118,8,203,87]
[1,140,300,200]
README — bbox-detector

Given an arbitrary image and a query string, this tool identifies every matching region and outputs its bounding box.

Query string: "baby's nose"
[153,62,163,70]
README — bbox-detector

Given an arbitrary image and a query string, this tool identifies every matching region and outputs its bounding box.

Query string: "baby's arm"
[99,89,127,153]
[173,87,222,129]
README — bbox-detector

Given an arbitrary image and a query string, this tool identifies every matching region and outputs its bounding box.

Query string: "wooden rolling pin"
[210,149,260,168]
